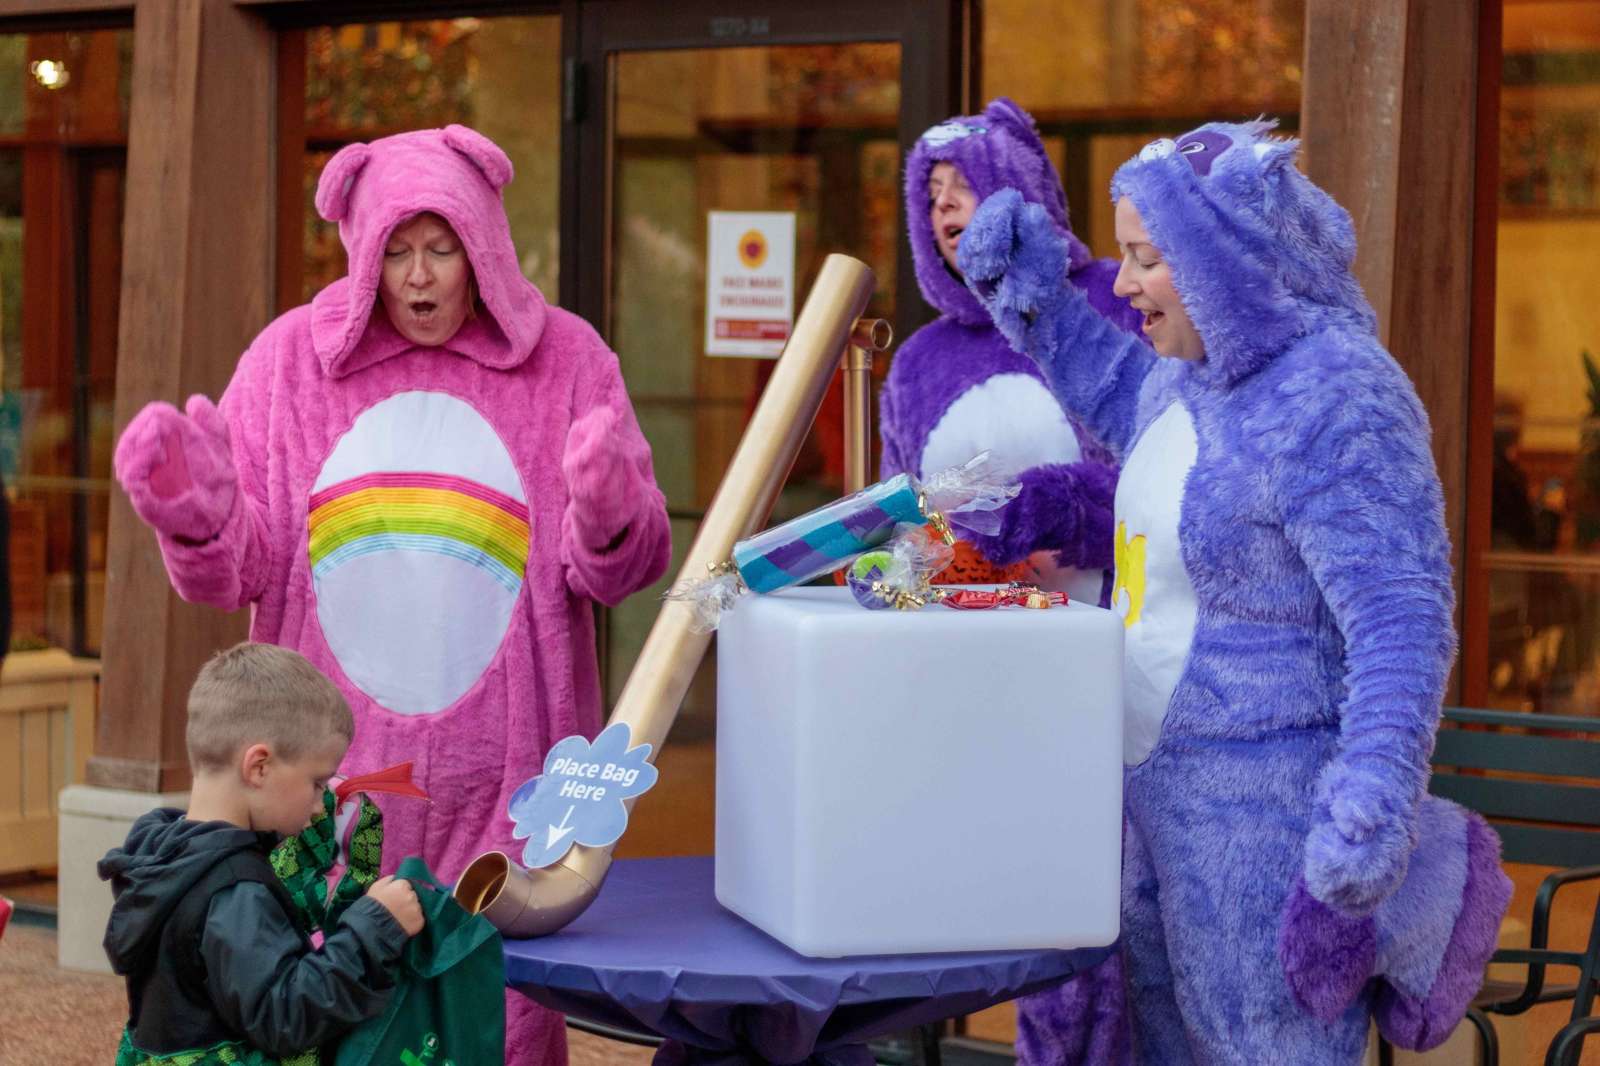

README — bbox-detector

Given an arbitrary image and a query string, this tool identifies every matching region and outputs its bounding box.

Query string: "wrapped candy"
[848,535,1072,612]
[846,529,954,610]
[941,585,1069,610]
[671,454,1017,630]
[735,473,925,594]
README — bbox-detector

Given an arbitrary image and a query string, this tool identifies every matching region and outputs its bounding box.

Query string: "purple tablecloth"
[503,856,1111,1066]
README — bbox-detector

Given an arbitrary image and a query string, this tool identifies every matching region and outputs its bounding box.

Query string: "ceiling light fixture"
[30,59,70,90]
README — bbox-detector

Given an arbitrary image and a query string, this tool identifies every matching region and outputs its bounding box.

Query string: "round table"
[503,856,1112,1066]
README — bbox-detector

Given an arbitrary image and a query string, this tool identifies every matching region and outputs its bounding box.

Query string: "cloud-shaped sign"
[508,722,659,868]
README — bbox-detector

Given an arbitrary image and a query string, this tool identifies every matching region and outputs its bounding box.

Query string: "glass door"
[1469,0,1600,716]
[566,1,963,857]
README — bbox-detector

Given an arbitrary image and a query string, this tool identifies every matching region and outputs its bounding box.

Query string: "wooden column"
[91,0,274,793]
[1301,0,1483,691]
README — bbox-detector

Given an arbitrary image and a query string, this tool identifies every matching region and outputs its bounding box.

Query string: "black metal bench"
[1378,707,1600,1066]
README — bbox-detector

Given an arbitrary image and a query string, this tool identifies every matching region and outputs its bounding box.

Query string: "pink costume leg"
[506,988,567,1066]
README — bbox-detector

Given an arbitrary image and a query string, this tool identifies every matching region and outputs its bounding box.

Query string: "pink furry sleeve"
[114,384,272,613]
[165,336,278,611]
[560,345,671,606]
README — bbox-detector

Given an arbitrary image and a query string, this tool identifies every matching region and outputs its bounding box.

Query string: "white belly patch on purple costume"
[920,373,1104,597]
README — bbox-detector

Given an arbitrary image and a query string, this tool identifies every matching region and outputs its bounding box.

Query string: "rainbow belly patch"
[309,472,530,594]
[307,389,531,717]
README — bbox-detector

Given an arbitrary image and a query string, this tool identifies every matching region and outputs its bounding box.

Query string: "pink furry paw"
[1279,877,1376,1022]
[114,395,237,543]
[562,406,642,548]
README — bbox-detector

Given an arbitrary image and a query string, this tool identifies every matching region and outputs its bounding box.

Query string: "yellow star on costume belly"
[1114,520,1147,628]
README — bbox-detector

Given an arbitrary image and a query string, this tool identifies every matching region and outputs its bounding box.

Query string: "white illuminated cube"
[715,585,1124,957]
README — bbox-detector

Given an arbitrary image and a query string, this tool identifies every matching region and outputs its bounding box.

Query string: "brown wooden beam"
[92,0,274,793]
[0,0,129,15]
[1302,0,1482,700]
[0,0,131,34]
[1460,0,1502,709]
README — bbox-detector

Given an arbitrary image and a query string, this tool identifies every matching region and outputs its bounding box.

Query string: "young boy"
[99,642,423,1063]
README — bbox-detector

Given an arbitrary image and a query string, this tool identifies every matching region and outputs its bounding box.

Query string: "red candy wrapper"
[942,586,1069,610]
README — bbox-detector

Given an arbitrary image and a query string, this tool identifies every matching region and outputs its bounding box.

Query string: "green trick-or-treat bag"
[271,771,506,1066]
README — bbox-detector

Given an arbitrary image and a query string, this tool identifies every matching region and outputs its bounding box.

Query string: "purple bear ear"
[443,124,514,190]
[1251,135,1301,174]
[314,142,372,222]
[982,97,1039,137]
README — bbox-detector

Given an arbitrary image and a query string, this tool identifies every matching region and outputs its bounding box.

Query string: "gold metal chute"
[455,254,889,936]
[842,315,893,495]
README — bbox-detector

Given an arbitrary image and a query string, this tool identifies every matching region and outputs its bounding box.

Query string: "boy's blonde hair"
[187,642,353,772]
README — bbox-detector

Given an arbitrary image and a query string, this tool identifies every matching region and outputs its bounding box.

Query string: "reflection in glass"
[295,17,562,304]
[603,44,901,780]
[1,30,130,655]
[1488,0,1600,714]
[982,0,1303,253]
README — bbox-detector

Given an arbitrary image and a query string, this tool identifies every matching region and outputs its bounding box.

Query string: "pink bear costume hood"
[310,124,546,377]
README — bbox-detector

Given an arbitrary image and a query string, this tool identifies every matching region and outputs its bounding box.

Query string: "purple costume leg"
[1131,739,1372,1066]
[1119,815,1192,1065]
[1016,951,1130,1066]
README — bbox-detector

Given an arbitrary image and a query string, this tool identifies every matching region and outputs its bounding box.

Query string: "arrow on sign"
[545,805,576,851]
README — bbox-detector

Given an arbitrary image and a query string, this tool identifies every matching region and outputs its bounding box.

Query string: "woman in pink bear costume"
[113,125,671,1066]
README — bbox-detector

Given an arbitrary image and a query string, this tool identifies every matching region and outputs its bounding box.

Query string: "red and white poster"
[705,211,795,358]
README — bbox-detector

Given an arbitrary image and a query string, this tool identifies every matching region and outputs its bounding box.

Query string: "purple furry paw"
[957,461,1116,568]
[957,188,1026,291]
[957,189,1071,351]
[1305,763,1417,914]
[1279,877,1376,1022]
[113,395,237,543]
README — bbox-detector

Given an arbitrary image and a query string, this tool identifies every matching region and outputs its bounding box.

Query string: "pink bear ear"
[315,143,372,222]
[443,124,513,190]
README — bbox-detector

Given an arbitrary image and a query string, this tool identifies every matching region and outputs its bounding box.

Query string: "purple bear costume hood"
[905,98,1093,327]
[881,99,1138,594]
[1108,118,1377,387]
[310,124,548,379]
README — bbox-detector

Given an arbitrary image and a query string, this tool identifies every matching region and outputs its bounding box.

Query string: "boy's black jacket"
[100,808,407,1058]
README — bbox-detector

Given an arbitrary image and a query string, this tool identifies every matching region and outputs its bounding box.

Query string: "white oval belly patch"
[918,372,1082,477]
[308,390,529,716]
[1114,401,1199,765]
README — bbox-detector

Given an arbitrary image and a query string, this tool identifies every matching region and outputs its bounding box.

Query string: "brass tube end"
[453,850,607,938]
[849,317,893,352]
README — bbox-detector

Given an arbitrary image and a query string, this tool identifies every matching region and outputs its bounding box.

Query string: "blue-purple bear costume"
[958,121,1513,1064]
[880,98,1143,604]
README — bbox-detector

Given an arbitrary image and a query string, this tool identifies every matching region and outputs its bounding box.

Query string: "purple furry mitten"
[1279,876,1377,1022]
[958,461,1115,569]
[113,394,238,544]
[562,405,647,549]
[957,188,1075,355]
[1305,760,1419,915]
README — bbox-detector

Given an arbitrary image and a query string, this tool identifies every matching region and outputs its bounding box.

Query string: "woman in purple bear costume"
[880,98,1143,602]
[884,97,1141,1064]
[958,120,1513,1063]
